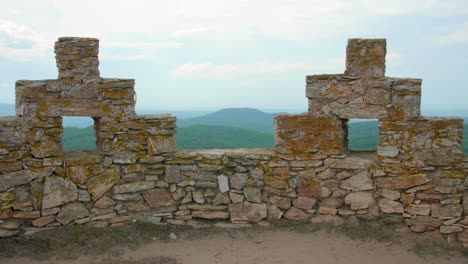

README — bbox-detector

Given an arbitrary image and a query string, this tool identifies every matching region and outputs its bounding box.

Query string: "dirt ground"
[1,222,466,264]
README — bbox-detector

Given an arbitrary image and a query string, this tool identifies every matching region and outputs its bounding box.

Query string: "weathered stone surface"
[56,202,90,224]
[94,196,116,209]
[217,175,229,193]
[405,216,442,227]
[340,171,373,191]
[440,225,463,234]
[431,204,463,219]
[32,215,55,227]
[0,191,14,210]
[229,173,248,190]
[344,191,374,210]
[404,204,430,216]
[269,195,291,210]
[113,181,155,194]
[193,190,205,204]
[297,179,321,198]
[274,113,346,155]
[42,176,78,209]
[380,189,400,200]
[375,174,430,190]
[0,169,52,192]
[324,157,374,170]
[0,228,19,238]
[148,135,176,154]
[187,204,227,211]
[244,187,262,203]
[13,211,40,219]
[377,146,399,158]
[293,197,317,210]
[378,198,403,214]
[229,192,244,203]
[311,215,344,225]
[87,166,119,201]
[143,189,174,209]
[66,166,92,185]
[165,165,184,183]
[229,202,267,223]
[192,211,229,220]
[212,193,230,205]
[284,207,308,222]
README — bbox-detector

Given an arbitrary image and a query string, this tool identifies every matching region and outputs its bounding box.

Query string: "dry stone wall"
[0,37,467,247]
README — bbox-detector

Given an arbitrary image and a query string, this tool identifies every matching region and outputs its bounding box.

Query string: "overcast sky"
[0,0,467,113]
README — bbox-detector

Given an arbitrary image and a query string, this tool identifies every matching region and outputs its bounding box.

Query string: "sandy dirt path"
[4,230,465,264]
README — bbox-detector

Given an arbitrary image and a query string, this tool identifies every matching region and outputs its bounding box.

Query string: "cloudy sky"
[0,0,467,114]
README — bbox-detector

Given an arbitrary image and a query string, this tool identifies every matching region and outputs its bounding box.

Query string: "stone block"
[379,118,463,166]
[229,202,267,223]
[148,135,176,154]
[345,38,386,79]
[274,113,346,155]
[42,176,78,209]
[217,175,230,193]
[143,189,175,209]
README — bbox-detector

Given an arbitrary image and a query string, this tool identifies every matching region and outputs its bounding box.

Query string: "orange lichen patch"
[275,113,346,155]
[297,179,322,198]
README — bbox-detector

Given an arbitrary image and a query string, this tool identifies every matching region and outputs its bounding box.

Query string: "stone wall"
[0,37,466,247]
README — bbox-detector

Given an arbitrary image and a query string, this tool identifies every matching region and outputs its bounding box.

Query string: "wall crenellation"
[0,37,467,247]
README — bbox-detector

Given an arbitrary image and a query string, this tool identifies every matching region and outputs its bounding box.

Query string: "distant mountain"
[177,108,278,133]
[176,125,274,149]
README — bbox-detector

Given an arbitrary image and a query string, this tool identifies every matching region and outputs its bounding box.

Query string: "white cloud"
[434,22,468,45]
[100,40,182,61]
[386,53,402,66]
[172,28,212,38]
[0,20,52,60]
[170,61,317,78]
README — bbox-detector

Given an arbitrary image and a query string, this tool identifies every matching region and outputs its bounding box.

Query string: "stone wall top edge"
[305,74,349,81]
[140,114,176,120]
[386,77,423,83]
[274,112,311,119]
[58,37,99,42]
[176,148,276,156]
[419,116,465,122]
[100,78,135,82]
[0,116,20,122]
[347,38,386,42]
[16,79,57,85]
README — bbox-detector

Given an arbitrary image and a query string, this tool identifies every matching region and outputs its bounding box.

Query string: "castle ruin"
[0,37,467,246]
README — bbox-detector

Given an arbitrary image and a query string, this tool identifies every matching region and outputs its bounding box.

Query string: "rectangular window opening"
[62,117,99,152]
[347,119,379,152]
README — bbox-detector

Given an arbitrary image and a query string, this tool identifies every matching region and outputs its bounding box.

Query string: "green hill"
[176,125,274,149]
[177,108,277,133]
[62,127,97,151]
[348,121,379,151]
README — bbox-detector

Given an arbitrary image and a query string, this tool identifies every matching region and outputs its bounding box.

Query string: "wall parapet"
[0,37,466,247]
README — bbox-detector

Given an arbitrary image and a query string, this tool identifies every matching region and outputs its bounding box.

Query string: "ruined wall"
[0,37,466,247]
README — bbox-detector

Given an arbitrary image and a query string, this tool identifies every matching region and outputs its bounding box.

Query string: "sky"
[0,0,467,114]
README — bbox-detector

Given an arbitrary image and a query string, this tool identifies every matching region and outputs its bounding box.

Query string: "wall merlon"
[345,38,387,78]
